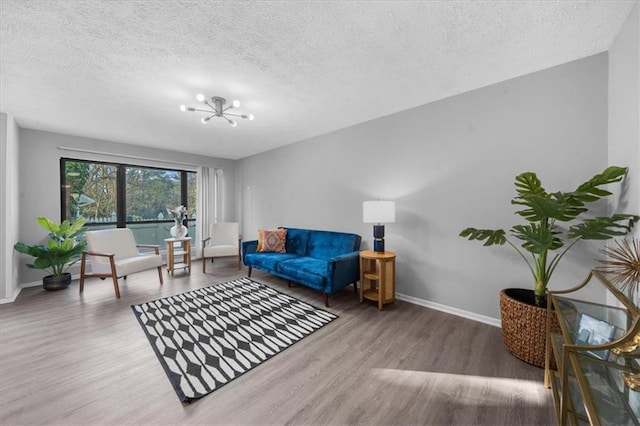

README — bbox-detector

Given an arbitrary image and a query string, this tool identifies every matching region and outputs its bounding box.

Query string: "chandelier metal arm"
[203,101,219,114]
[191,107,214,114]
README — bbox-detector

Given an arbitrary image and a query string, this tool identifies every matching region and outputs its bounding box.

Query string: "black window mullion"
[60,158,67,222]
[117,164,126,228]
[181,171,188,226]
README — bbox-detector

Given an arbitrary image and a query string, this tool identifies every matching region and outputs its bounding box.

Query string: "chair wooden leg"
[157,266,164,284]
[112,275,121,299]
[322,293,330,307]
[109,259,120,299]
[79,252,87,294]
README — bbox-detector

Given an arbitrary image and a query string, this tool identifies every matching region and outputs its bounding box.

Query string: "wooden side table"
[165,237,192,276]
[359,250,396,310]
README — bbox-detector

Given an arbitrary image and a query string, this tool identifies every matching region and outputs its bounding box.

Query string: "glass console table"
[545,270,640,425]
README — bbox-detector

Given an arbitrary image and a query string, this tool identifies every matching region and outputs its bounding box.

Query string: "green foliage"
[459,166,639,305]
[459,228,506,246]
[14,217,87,277]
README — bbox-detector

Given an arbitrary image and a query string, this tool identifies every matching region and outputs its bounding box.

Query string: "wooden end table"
[359,250,396,310]
[165,237,192,276]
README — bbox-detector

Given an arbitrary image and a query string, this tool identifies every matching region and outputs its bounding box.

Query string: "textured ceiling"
[0,1,636,160]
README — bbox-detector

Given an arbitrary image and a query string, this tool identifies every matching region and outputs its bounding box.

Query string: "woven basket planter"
[499,288,560,369]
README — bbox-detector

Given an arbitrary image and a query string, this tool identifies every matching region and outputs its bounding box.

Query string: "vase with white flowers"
[167,205,188,238]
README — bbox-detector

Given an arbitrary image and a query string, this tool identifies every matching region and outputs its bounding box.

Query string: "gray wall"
[609,3,639,237]
[17,129,238,284]
[237,53,615,320]
[608,4,640,305]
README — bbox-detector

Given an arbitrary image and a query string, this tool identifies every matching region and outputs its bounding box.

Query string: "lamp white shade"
[363,200,396,223]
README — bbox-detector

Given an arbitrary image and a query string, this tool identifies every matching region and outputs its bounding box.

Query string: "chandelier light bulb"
[247,114,255,120]
[232,100,240,108]
[201,117,209,124]
[196,93,205,102]
[179,104,187,112]
[228,119,237,127]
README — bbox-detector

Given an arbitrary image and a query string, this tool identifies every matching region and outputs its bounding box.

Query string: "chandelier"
[180,94,254,127]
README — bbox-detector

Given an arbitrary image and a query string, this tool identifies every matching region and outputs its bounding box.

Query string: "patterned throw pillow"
[257,229,287,253]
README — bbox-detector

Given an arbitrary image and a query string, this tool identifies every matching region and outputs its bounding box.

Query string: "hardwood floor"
[0,259,555,425]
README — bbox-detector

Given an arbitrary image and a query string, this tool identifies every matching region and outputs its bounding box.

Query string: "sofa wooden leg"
[353,281,358,295]
[288,281,292,288]
[322,293,330,307]
[202,257,207,273]
[157,266,164,285]
[248,267,252,277]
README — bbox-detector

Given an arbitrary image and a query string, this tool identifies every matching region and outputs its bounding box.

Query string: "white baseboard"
[20,280,43,288]
[6,273,500,330]
[2,276,80,304]
[396,292,501,328]
[0,286,22,304]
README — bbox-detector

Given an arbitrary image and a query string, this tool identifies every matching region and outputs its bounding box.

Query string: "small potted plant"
[460,166,638,367]
[14,217,87,290]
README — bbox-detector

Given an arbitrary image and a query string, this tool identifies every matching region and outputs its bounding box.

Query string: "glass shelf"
[572,352,639,425]
[545,270,640,426]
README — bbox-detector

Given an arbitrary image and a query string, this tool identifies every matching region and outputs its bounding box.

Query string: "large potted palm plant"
[14,217,87,291]
[460,166,638,367]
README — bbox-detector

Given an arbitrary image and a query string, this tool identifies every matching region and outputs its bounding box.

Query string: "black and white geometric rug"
[131,277,338,402]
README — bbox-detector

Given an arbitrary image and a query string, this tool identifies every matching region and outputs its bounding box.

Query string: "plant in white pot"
[14,217,87,291]
[460,166,638,367]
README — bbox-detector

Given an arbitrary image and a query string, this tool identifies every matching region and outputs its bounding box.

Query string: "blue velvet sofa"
[242,227,362,307]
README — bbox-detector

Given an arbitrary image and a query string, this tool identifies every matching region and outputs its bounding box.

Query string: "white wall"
[237,53,614,320]
[609,3,639,238]
[16,129,238,285]
[0,113,5,300]
[0,113,21,302]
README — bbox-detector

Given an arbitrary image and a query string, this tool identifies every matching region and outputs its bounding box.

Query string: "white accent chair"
[202,222,241,273]
[79,228,163,298]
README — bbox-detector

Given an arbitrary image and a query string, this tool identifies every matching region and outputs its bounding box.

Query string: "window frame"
[60,158,196,228]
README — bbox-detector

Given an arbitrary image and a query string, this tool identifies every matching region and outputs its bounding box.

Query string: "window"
[61,159,197,245]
